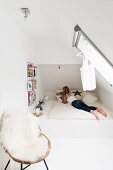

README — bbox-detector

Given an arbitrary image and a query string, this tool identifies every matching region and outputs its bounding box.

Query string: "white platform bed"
[47,99,112,120]
[38,100,113,139]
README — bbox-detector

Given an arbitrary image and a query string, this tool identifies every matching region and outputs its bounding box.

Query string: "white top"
[67,95,77,104]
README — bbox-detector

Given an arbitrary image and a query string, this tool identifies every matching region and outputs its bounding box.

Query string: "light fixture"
[21,8,30,19]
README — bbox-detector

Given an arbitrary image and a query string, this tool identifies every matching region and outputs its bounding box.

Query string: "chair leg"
[4,159,10,170]
[21,164,30,170]
[21,163,23,170]
[44,159,49,170]
[4,159,49,170]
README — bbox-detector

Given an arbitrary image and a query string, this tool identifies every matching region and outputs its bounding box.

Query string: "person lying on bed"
[61,86,108,120]
[56,86,71,104]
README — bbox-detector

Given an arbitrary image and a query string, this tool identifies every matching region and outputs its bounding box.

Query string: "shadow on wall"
[96,72,113,112]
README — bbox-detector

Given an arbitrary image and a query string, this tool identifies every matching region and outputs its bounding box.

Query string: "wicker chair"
[0,109,51,170]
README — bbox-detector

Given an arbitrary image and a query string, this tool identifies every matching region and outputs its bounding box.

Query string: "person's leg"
[90,110,99,120]
[79,102,100,120]
[80,102,108,119]
[72,100,99,120]
[96,108,108,117]
[72,100,90,111]
[72,100,95,112]
[82,101,108,117]
[79,101,97,111]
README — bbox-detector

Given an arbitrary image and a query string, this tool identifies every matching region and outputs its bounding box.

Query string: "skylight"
[73,25,113,87]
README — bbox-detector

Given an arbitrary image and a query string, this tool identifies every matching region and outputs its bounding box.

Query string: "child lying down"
[56,86,108,120]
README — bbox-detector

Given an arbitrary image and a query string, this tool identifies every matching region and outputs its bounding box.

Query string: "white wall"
[0,9,37,113]
[39,64,82,98]
[39,64,113,113]
[0,9,37,169]
[36,66,44,102]
[35,42,82,64]
[96,72,113,112]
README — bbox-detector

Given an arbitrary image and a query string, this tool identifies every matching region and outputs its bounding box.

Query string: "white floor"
[5,139,113,170]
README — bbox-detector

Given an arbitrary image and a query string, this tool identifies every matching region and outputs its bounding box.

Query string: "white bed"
[47,99,112,120]
[38,99,113,139]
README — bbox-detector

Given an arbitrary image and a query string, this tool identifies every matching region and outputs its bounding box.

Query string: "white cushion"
[70,90,83,100]
[55,89,83,101]
[82,92,98,104]
[0,109,49,161]
[55,90,62,102]
[55,94,62,103]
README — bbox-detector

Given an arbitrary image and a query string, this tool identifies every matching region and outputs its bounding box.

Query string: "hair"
[63,86,70,95]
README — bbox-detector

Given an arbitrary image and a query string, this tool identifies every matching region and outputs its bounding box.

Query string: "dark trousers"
[72,100,97,112]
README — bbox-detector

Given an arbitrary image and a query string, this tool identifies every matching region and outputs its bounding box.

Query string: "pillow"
[56,94,61,100]
[56,90,62,101]
[57,98,62,103]
[55,93,62,103]
[82,92,98,104]
[71,90,83,100]
[56,89,83,100]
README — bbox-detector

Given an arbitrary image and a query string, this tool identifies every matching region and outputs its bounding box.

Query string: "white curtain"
[80,57,96,91]
[78,34,113,86]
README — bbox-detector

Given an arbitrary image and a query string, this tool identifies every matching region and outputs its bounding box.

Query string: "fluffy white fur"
[0,109,48,161]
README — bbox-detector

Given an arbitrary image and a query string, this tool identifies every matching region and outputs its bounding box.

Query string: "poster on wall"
[27,80,37,91]
[28,91,36,106]
[27,80,33,91]
[27,62,37,77]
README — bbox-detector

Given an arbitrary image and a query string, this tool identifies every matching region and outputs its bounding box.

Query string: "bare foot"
[90,110,100,120]
[96,108,108,117]
[94,111,100,120]
[95,115,100,120]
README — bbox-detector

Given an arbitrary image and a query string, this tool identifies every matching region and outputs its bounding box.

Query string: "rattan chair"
[0,109,51,170]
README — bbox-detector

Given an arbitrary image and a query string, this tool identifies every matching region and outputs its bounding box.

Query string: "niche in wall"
[39,64,82,96]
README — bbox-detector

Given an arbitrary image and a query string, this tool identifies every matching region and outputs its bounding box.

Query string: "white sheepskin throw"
[0,109,48,161]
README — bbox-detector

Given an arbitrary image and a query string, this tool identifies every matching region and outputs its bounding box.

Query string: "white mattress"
[48,100,112,120]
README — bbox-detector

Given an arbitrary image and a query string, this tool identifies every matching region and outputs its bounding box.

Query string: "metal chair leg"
[44,159,49,170]
[21,163,23,170]
[4,159,10,170]
[20,164,30,170]
[4,159,49,170]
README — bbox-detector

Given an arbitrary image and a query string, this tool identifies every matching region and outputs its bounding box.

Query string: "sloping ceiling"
[1,0,113,64]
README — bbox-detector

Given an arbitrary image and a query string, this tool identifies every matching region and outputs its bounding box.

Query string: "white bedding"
[48,100,112,120]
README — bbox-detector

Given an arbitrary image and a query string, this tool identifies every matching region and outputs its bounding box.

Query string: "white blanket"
[48,100,112,120]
